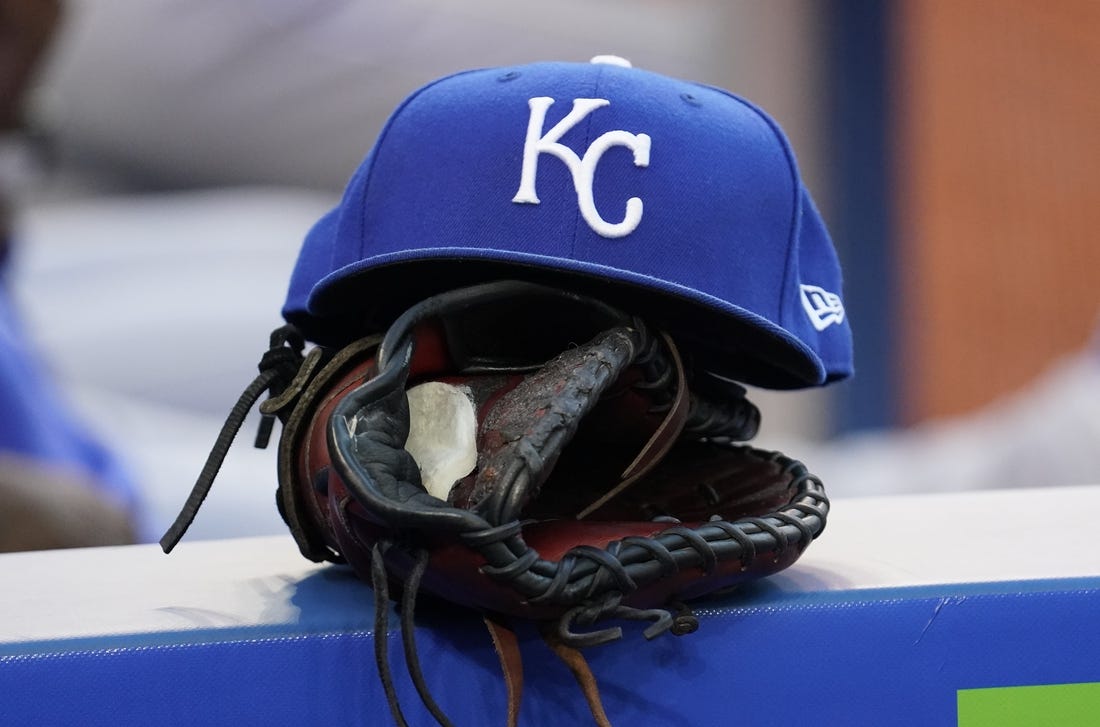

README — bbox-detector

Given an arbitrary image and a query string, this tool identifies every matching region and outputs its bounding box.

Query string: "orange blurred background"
[894,0,1100,422]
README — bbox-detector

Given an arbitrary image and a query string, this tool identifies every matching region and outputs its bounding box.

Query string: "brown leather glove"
[163,281,829,727]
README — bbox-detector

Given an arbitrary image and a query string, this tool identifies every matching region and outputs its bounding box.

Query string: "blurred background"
[2,0,1098,546]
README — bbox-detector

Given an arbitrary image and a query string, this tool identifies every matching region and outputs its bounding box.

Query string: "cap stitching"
[749,109,802,331]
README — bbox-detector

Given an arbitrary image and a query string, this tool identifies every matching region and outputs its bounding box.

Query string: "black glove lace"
[159,326,305,552]
[371,542,456,727]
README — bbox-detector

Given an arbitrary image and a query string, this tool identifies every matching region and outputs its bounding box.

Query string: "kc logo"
[512,97,651,238]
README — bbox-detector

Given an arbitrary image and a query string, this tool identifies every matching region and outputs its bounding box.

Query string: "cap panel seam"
[755,111,802,330]
[356,68,491,263]
[691,84,803,330]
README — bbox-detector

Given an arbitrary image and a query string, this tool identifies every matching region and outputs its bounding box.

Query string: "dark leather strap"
[575,332,690,519]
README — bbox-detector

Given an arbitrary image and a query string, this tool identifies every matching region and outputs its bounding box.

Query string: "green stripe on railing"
[958,682,1100,726]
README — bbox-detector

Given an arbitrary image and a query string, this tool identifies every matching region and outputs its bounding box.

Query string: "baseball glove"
[161,280,829,727]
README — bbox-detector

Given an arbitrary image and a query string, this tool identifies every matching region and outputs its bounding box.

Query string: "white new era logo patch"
[799,284,845,331]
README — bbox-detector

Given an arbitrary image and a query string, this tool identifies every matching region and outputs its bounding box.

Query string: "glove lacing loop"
[444,459,829,650]
[452,452,829,648]
[160,325,307,552]
[555,591,676,647]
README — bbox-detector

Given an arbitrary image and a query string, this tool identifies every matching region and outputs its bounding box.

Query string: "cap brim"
[291,248,829,389]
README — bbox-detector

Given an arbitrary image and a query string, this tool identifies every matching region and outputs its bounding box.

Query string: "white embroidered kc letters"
[512,97,651,238]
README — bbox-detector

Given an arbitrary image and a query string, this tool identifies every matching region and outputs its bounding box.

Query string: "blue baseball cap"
[283,57,852,389]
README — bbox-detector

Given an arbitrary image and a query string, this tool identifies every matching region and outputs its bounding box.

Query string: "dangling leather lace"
[371,543,457,727]
[159,326,306,552]
[370,540,639,727]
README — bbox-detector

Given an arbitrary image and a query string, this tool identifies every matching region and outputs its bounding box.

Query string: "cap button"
[590,55,632,68]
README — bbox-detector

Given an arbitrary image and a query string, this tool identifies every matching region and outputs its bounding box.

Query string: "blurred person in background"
[0,0,138,551]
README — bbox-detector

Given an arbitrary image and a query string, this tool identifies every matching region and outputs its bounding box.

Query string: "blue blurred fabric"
[0,253,140,520]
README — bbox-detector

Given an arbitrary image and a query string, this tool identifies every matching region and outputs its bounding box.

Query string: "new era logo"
[799,284,845,331]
